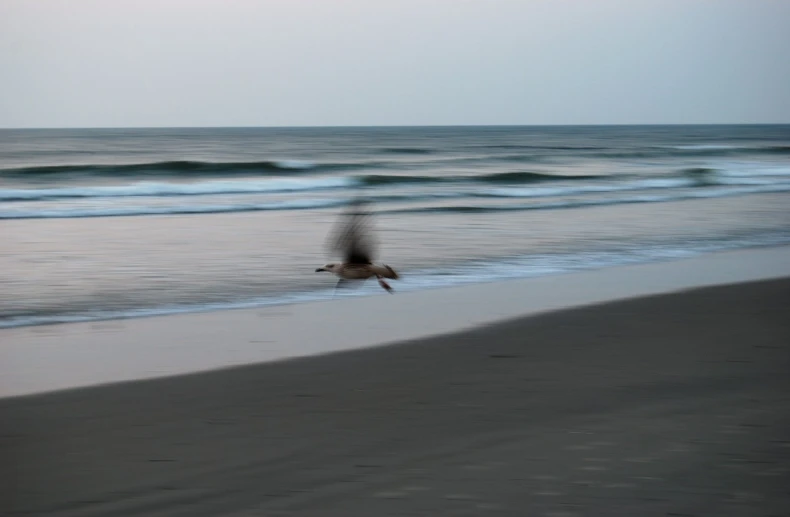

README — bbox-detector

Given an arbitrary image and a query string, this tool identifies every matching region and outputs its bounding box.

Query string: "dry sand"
[2,275,789,516]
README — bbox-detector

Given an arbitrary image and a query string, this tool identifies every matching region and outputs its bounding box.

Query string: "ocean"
[2,125,789,328]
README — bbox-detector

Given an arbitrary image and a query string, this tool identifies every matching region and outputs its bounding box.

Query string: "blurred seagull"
[315,199,399,294]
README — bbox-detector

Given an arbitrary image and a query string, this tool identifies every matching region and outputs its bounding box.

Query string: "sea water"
[2,125,789,328]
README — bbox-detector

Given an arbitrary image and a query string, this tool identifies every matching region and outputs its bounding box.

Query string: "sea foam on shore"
[2,245,790,399]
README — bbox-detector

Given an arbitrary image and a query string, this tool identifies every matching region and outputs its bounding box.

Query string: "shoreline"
[2,244,790,399]
[4,230,788,332]
[2,276,788,515]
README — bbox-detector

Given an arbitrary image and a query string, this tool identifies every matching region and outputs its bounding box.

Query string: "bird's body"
[318,263,398,281]
[315,200,399,293]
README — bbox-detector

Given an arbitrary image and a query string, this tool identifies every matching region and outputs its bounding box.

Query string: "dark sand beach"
[2,278,789,516]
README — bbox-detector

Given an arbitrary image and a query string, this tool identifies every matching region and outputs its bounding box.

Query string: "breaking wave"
[0,198,349,219]
[3,182,790,220]
[380,183,790,215]
[0,177,355,201]
[1,171,607,201]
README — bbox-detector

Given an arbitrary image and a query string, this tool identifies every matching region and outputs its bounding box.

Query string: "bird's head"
[315,263,338,273]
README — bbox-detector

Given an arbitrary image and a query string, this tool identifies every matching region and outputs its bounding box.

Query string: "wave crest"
[0,159,374,179]
[359,171,600,187]
[0,177,353,201]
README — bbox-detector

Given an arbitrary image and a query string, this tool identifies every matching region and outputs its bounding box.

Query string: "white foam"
[273,159,315,169]
[0,198,347,219]
[6,181,790,220]
[718,165,790,178]
[478,176,773,200]
[0,176,353,201]
[672,144,736,150]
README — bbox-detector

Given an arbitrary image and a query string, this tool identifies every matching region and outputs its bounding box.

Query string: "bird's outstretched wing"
[327,198,378,265]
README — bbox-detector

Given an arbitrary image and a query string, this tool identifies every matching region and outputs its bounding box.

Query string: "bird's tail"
[372,264,399,280]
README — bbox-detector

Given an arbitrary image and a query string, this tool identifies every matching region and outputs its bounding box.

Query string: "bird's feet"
[378,278,394,294]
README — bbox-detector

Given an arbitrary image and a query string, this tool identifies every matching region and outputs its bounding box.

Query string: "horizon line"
[2,122,789,131]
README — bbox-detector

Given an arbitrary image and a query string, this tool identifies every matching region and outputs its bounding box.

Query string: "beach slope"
[2,277,789,516]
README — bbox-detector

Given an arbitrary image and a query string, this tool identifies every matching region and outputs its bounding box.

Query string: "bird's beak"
[315,268,325,272]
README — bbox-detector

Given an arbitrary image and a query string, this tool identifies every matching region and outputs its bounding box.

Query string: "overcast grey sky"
[1,0,788,128]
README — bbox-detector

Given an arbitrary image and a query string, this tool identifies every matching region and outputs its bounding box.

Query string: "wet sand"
[2,277,789,516]
[4,245,790,399]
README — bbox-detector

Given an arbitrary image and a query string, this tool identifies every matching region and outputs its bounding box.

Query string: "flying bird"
[315,199,399,294]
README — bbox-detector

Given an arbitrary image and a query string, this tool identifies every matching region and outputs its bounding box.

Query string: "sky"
[1,0,789,128]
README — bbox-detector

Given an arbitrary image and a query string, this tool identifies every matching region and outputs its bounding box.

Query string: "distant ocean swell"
[586,145,790,159]
[2,143,789,179]
[454,144,790,158]
[0,159,373,178]
[467,145,790,163]
[361,171,599,186]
